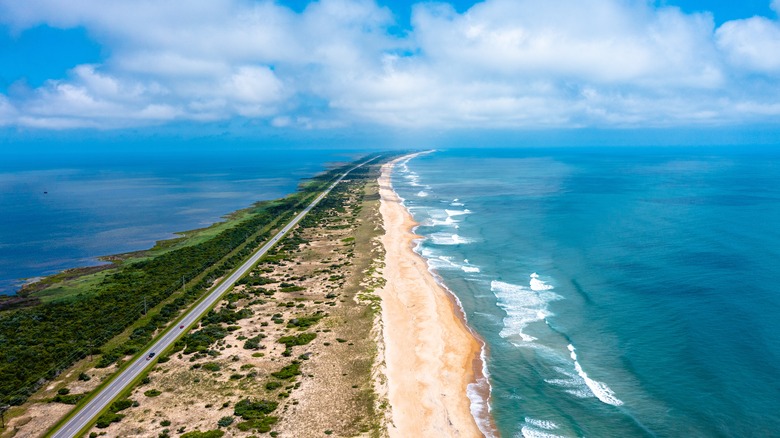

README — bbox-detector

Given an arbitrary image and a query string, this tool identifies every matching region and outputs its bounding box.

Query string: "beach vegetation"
[51,393,86,404]
[270,361,301,380]
[286,312,325,329]
[217,416,234,427]
[180,430,225,438]
[202,362,221,372]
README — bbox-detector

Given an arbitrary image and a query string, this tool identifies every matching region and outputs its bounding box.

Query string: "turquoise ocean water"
[0,148,352,295]
[393,148,780,437]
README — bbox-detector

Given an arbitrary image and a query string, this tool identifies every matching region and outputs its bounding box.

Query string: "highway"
[50,158,374,438]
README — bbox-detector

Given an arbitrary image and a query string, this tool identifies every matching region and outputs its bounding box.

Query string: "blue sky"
[1,0,780,148]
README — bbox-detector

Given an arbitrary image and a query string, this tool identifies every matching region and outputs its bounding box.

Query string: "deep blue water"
[0,148,355,294]
[393,148,780,437]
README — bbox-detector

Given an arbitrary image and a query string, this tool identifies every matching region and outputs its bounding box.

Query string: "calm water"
[394,148,780,437]
[0,148,354,294]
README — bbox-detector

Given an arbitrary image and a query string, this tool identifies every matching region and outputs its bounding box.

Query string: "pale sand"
[378,156,484,437]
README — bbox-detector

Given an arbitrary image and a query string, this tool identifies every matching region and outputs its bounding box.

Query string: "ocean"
[0,148,354,295]
[393,148,780,437]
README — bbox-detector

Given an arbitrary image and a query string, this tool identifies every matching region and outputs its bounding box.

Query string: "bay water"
[0,148,353,295]
[393,148,780,437]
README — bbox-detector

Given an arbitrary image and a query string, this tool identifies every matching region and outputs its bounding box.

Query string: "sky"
[1,0,780,148]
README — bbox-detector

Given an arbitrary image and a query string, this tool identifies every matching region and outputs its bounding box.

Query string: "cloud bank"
[1,0,779,130]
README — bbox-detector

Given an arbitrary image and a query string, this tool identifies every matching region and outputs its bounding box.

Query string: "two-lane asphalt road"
[51,158,375,438]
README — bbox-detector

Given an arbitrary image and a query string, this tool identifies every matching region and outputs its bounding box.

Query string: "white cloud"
[0,95,17,126]
[411,0,721,86]
[224,66,284,104]
[1,0,780,129]
[716,16,780,73]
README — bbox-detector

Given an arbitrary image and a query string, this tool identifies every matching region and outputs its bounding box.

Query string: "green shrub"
[217,416,234,427]
[277,333,316,348]
[95,412,124,428]
[57,388,70,395]
[202,362,221,372]
[243,334,266,350]
[271,362,301,380]
[161,420,171,426]
[144,389,162,397]
[234,398,278,419]
[180,430,225,438]
[265,381,281,390]
[236,417,278,433]
[180,325,228,354]
[78,372,91,381]
[52,393,86,404]
[286,312,325,329]
[110,399,134,412]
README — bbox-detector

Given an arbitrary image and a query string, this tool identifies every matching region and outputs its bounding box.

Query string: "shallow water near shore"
[0,148,354,294]
[393,147,780,437]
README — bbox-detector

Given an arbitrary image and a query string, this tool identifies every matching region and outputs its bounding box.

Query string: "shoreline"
[377,154,491,437]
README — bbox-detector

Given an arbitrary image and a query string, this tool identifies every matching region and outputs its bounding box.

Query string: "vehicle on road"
[180,325,184,329]
[146,352,155,361]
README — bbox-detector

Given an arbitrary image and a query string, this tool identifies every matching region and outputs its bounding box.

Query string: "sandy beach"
[378,156,485,437]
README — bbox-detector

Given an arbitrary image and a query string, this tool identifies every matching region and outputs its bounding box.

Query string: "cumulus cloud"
[716,15,780,73]
[1,0,780,129]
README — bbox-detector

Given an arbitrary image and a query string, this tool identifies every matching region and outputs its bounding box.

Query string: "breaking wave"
[491,274,562,343]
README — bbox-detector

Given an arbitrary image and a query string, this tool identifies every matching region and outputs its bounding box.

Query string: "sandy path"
[378,156,484,437]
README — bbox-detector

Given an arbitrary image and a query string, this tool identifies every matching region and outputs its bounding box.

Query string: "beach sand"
[378,156,485,437]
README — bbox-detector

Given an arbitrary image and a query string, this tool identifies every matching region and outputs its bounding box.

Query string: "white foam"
[461,259,481,273]
[524,418,559,431]
[568,344,624,406]
[429,232,472,245]
[467,337,496,437]
[520,426,566,438]
[404,172,421,186]
[429,216,457,226]
[546,367,595,399]
[425,209,460,227]
[417,190,429,197]
[544,378,581,388]
[445,208,471,217]
[467,377,496,437]
[530,272,554,291]
[492,276,563,343]
[565,388,595,399]
[429,255,463,270]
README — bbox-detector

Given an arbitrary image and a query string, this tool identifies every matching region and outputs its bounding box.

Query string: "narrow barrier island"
[0,154,398,437]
